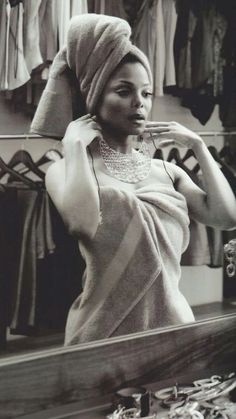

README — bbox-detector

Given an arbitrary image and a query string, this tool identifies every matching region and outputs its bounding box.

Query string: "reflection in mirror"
[0,1,236,359]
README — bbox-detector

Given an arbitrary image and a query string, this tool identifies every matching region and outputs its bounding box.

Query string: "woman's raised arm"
[45,115,102,239]
[145,121,236,230]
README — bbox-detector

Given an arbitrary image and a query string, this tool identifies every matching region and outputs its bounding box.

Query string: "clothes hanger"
[192,145,236,175]
[18,149,63,176]
[0,149,45,181]
[0,156,37,188]
[181,148,196,163]
[192,161,200,174]
[167,147,182,163]
[208,145,221,161]
[219,144,235,165]
[153,148,164,160]
[35,149,62,167]
[167,147,199,182]
[208,145,235,176]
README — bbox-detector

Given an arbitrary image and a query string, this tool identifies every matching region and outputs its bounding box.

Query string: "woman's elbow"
[222,216,236,231]
[212,212,236,231]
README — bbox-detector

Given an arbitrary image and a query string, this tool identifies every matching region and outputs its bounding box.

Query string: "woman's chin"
[129,127,145,135]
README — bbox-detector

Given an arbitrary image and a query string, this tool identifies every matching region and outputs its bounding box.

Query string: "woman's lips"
[128,114,145,124]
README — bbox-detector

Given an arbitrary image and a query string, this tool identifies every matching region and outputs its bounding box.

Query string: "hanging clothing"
[219,0,236,127]
[92,0,126,19]
[219,66,236,128]
[22,0,43,74]
[7,1,30,90]
[71,0,88,16]
[162,0,177,87]
[134,0,177,98]
[53,0,88,51]
[0,186,17,346]
[133,0,162,95]
[174,1,197,89]
[0,180,84,337]
[35,196,84,331]
[38,0,57,63]
[55,0,71,49]
[9,185,55,333]
[0,1,10,90]
[174,1,228,125]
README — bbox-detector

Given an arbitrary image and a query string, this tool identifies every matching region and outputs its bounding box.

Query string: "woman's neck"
[102,131,135,154]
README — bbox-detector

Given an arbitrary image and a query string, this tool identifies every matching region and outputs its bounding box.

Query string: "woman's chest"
[93,158,173,193]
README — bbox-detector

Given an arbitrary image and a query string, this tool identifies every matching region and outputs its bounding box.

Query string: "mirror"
[1,88,236,360]
[0,0,236,360]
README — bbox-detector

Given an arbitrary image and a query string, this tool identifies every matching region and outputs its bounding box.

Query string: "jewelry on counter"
[168,401,204,418]
[108,373,236,419]
[106,406,157,419]
[224,239,236,277]
[99,137,151,184]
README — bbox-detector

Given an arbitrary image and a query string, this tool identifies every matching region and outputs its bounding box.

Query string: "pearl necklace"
[99,137,151,184]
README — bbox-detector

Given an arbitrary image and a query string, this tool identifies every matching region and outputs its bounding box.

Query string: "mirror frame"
[1,313,236,418]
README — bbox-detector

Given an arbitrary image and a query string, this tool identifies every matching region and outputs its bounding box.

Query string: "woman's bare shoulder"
[152,158,178,177]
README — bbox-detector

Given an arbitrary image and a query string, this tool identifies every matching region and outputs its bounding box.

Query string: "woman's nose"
[132,93,144,108]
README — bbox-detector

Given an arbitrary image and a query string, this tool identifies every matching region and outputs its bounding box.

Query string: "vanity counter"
[1,315,236,419]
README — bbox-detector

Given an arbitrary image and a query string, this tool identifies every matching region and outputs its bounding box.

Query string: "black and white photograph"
[0,1,236,418]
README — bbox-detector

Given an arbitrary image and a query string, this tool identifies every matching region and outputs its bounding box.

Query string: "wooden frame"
[1,313,236,418]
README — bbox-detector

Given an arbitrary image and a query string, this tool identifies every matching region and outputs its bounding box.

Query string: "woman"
[31,14,236,345]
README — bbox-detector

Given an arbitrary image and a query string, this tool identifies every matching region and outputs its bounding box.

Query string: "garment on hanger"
[0,181,84,336]
[219,0,236,127]
[9,186,48,332]
[7,1,30,90]
[9,0,22,7]
[134,0,177,99]
[0,186,17,347]
[0,1,10,90]
[174,1,229,125]
[162,0,177,87]
[53,0,88,51]
[0,148,84,338]
[92,0,127,20]
[22,0,43,74]
[174,0,197,89]
[38,0,57,63]
[71,0,88,16]
[133,0,162,95]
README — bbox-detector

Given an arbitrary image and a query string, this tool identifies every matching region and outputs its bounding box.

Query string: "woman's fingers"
[74,114,102,131]
[75,114,91,121]
[146,121,170,126]
[144,121,202,149]
[144,127,170,133]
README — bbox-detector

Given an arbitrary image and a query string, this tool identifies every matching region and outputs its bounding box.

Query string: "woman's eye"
[143,91,153,98]
[116,90,130,97]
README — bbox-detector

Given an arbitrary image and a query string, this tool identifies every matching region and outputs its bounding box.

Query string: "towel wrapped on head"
[30,13,152,139]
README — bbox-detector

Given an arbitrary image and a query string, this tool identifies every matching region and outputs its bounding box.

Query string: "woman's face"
[96,61,153,137]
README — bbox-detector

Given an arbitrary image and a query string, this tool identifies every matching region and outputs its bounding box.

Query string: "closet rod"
[0,131,236,140]
[196,131,236,137]
[0,134,48,140]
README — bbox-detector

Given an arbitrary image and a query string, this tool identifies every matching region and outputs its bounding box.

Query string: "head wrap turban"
[30,14,152,139]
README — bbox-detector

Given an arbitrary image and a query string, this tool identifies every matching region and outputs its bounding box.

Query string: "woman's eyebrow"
[115,80,151,87]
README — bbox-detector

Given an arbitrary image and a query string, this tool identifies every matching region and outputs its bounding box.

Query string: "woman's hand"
[62,114,102,150]
[144,121,203,150]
